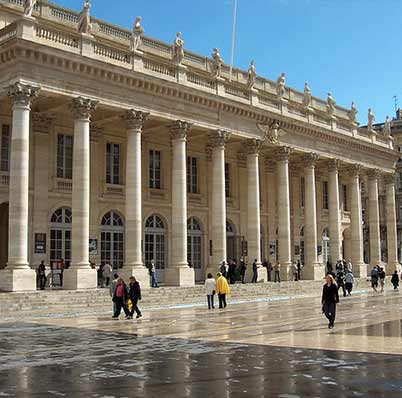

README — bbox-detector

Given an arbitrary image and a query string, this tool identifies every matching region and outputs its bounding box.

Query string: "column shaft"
[385,175,400,273]
[328,161,342,263]
[368,171,381,266]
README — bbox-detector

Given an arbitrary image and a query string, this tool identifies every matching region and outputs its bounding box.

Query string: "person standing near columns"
[166,121,195,286]
[368,169,382,268]
[275,147,292,281]
[63,97,98,290]
[385,173,401,274]
[303,153,324,280]
[120,109,150,288]
[246,139,267,282]
[207,131,231,277]
[0,83,40,292]
[328,159,342,265]
[348,165,367,277]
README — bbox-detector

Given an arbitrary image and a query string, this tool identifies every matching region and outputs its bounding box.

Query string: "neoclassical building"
[0,0,399,291]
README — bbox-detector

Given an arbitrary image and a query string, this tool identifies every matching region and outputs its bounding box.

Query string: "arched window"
[101,211,124,269]
[187,217,202,270]
[144,215,166,275]
[50,207,72,268]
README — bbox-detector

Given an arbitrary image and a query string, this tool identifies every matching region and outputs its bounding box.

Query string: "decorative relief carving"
[275,146,292,161]
[170,120,192,141]
[32,114,53,134]
[121,109,150,131]
[264,157,276,172]
[246,138,264,155]
[69,96,98,120]
[347,164,362,178]
[77,1,92,35]
[367,168,380,180]
[208,130,231,149]
[328,158,341,172]
[303,152,320,167]
[172,32,184,64]
[384,173,396,186]
[90,125,103,140]
[7,82,40,107]
[257,120,285,146]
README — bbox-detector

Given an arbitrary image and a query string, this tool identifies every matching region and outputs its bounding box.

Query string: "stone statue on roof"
[276,73,286,99]
[247,60,256,89]
[211,48,223,78]
[326,92,336,115]
[172,32,184,64]
[367,108,375,132]
[23,0,36,17]
[383,115,391,136]
[349,101,358,124]
[303,81,312,107]
[130,16,144,52]
[77,0,92,35]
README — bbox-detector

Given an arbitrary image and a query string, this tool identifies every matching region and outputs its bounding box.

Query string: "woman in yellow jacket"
[215,272,230,309]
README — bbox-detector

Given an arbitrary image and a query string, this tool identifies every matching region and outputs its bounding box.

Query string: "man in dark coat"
[128,276,142,319]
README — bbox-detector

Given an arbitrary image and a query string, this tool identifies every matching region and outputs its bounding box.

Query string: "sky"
[56,0,402,124]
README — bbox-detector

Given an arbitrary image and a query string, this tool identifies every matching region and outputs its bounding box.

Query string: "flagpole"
[229,0,238,82]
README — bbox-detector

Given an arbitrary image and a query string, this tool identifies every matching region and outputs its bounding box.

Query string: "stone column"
[328,159,342,264]
[368,169,381,267]
[349,165,367,277]
[120,110,150,288]
[265,160,277,265]
[303,153,324,280]
[166,121,195,286]
[207,131,230,276]
[63,97,98,290]
[276,147,292,280]
[0,83,39,292]
[385,173,401,273]
[246,139,267,282]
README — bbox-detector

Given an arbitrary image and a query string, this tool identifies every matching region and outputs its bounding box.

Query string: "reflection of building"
[0,1,400,291]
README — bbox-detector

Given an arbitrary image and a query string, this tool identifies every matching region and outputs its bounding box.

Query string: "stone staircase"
[0,278,374,320]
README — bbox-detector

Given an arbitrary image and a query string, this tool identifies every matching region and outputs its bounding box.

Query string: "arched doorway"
[0,202,8,268]
[226,220,238,262]
[101,210,124,269]
[50,207,72,268]
[300,227,305,266]
[187,217,203,281]
[322,227,330,265]
[144,214,167,283]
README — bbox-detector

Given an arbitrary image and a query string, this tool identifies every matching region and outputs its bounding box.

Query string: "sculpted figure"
[326,92,336,115]
[23,0,36,17]
[349,101,358,123]
[211,48,223,78]
[77,0,92,35]
[247,60,256,89]
[303,81,312,107]
[172,32,184,64]
[276,72,286,99]
[383,115,391,136]
[368,108,375,131]
[130,16,144,52]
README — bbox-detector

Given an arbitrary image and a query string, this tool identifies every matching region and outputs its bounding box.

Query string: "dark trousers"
[345,282,353,295]
[323,302,336,326]
[39,275,46,290]
[218,294,227,309]
[113,297,130,318]
[252,271,258,283]
[274,271,280,283]
[338,283,346,297]
[151,272,158,288]
[105,277,111,287]
[267,270,271,282]
[207,295,215,309]
[129,299,142,317]
[241,273,245,284]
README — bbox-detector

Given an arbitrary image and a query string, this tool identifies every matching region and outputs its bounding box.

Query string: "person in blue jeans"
[149,259,159,288]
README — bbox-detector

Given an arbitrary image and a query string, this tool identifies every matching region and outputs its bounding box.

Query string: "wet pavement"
[1,290,402,397]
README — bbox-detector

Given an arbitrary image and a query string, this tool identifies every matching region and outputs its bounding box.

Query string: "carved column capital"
[264,157,276,172]
[8,82,40,107]
[304,152,320,168]
[208,130,231,149]
[32,114,53,134]
[367,168,381,181]
[69,97,98,120]
[121,109,150,131]
[328,158,341,172]
[170,120,192,141]
[246,138,264,155]
[275,146,292,161]
[90,125,103,141]
[384,173,396,186]
[347,164,362,178]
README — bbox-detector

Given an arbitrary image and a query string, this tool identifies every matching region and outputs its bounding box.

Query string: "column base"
[353,262,368,278]
[63,267,97,290]
[120,266,150,289]
[0,268,36,292]
[165,267,195,287]
[279,262,292,281]
[257,267,268,283]
[302,263,325,281]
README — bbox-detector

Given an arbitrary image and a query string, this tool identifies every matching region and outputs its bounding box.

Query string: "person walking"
[291,262,298,281]
[274,262,281,283]
[336,270,346,297]
[37,261,47,290]
[370,266,379,293]
[391,270,399,290]
[205,273,216,309]
[215,272,230,309]
[220,261,228,279]
[251,259,258,283]
[127,276,142,319]
[296,260,302,281]
[103,262,112,287]
[240,259,247,284]
[149,260,159,288]
[112,277,130,319]
[228,261,236,284]
[109,273,119,314]
[321,274,339,329]
[344,271,354,296]
[378,267,386,293]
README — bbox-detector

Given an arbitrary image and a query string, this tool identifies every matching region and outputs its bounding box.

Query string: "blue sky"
[57,0,401,124]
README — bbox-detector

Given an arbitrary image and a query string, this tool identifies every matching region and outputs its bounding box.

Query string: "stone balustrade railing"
[0,0,394,150]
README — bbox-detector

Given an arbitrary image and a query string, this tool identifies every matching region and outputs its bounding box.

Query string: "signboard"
[34,233,46,254]
[89,237,98,255]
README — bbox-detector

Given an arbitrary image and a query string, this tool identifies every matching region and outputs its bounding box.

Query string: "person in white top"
[103,263,113,287]
[205,273,216,310]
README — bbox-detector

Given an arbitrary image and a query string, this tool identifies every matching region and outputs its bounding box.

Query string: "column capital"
[246,138,264,155]
[208,130,231,149]
[90,125,103,141]
[121,109,150,131]
[328,158,341,172]
[347,164,362,178]
[367,168,381,181]
[8,82,40,107]
[275,146,292,161]
[170,120,193,141]
[32,113,53,134]
[70,97,98,120]
[264,157,276,172]
[384,172,396,186]
[304,152,320,168]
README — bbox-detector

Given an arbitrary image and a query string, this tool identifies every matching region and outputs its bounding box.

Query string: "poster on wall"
[89,237,98,255]
[34,233,46,254]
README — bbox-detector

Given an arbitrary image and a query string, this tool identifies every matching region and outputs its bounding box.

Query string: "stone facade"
[0,0,399,291]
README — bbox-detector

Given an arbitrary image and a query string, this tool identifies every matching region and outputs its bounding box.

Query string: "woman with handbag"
[205,273,216,309]
[321,274,339,329]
